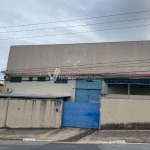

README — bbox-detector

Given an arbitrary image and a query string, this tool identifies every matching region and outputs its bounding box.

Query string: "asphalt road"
[0,141,150,150]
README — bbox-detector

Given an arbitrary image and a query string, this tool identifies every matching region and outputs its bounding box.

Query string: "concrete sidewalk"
[78,130,150,144]
[38,127,93,142]
[1,128,150,143]
[0,127,93,141]
[0,128,55,140]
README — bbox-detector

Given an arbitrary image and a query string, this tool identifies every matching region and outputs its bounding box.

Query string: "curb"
[0,138,150,145]
[23,138,37,141]
[36,140,150,145]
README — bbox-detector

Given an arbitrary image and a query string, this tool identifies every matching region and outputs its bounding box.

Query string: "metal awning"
[104,78,150,85]
[0,94,71,99]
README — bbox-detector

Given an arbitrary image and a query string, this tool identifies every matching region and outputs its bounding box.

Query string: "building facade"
[2,40,150,129]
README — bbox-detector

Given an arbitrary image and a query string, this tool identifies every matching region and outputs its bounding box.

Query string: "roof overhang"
[0,94,70,99]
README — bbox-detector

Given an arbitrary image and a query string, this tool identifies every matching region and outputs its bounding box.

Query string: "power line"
[1,9,150,29]
[1,16,150,34]
[1,23,150,41]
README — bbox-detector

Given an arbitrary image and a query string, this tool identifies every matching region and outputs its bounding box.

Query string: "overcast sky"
[1,0,150,77]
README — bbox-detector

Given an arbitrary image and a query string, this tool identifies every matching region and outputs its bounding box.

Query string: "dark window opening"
[107,84,128,95]
[54,78,68,84]
[130,85,150,95]
[29,77,33,82]
[107,84,150,96]
[10,77,22,82]
[37,77,46,82]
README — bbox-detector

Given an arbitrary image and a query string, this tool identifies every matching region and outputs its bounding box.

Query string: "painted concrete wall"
[0,98,63,128]
[5,76,76,101]
[6,41,150,73]
[101,98,150,125]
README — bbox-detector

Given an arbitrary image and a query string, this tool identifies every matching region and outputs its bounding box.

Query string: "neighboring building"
[0,83,3,94]
[0,80,4,85]
[0,80,4,94]
[1,40,150,129]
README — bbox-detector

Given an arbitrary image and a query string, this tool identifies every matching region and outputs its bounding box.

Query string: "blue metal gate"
[75,89,101,103]
[75,79,102,103]
[62,102,100,129]
[89,90,101,103]
[75,89,89,103]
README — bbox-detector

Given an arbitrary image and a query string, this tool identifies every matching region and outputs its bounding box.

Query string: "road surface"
[0,140,150,150]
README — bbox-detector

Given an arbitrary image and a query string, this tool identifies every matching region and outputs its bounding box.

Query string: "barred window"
[37,77,46,82]
[54,78,68,84]
[10,77,22,82]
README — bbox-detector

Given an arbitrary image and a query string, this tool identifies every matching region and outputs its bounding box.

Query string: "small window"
[54,78,68,84]
[29,77,33,82]
[37,77,46,82]
[10,77,22,82]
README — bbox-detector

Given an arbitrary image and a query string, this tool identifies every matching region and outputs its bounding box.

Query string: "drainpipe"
[4,97,10,126]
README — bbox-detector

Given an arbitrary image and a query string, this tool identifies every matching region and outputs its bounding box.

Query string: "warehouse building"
[1,40,150,129]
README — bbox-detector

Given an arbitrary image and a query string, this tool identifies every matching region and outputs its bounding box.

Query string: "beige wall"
[0,86,3,94]
[0,98,63,128]
[5,76,76,101]
[101,98,150,125]
[6,41,150,73]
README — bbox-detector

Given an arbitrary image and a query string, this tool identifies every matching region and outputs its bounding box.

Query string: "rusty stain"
[40,100,47,126]
[30,100,36,127]
[0,98,63,128]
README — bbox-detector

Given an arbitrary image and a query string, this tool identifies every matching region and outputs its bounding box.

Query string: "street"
[0,141,150,150]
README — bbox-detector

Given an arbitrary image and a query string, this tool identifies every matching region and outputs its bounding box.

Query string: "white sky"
[1,0,150,78]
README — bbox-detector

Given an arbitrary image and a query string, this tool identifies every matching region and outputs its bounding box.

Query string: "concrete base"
[101,123,150,130]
